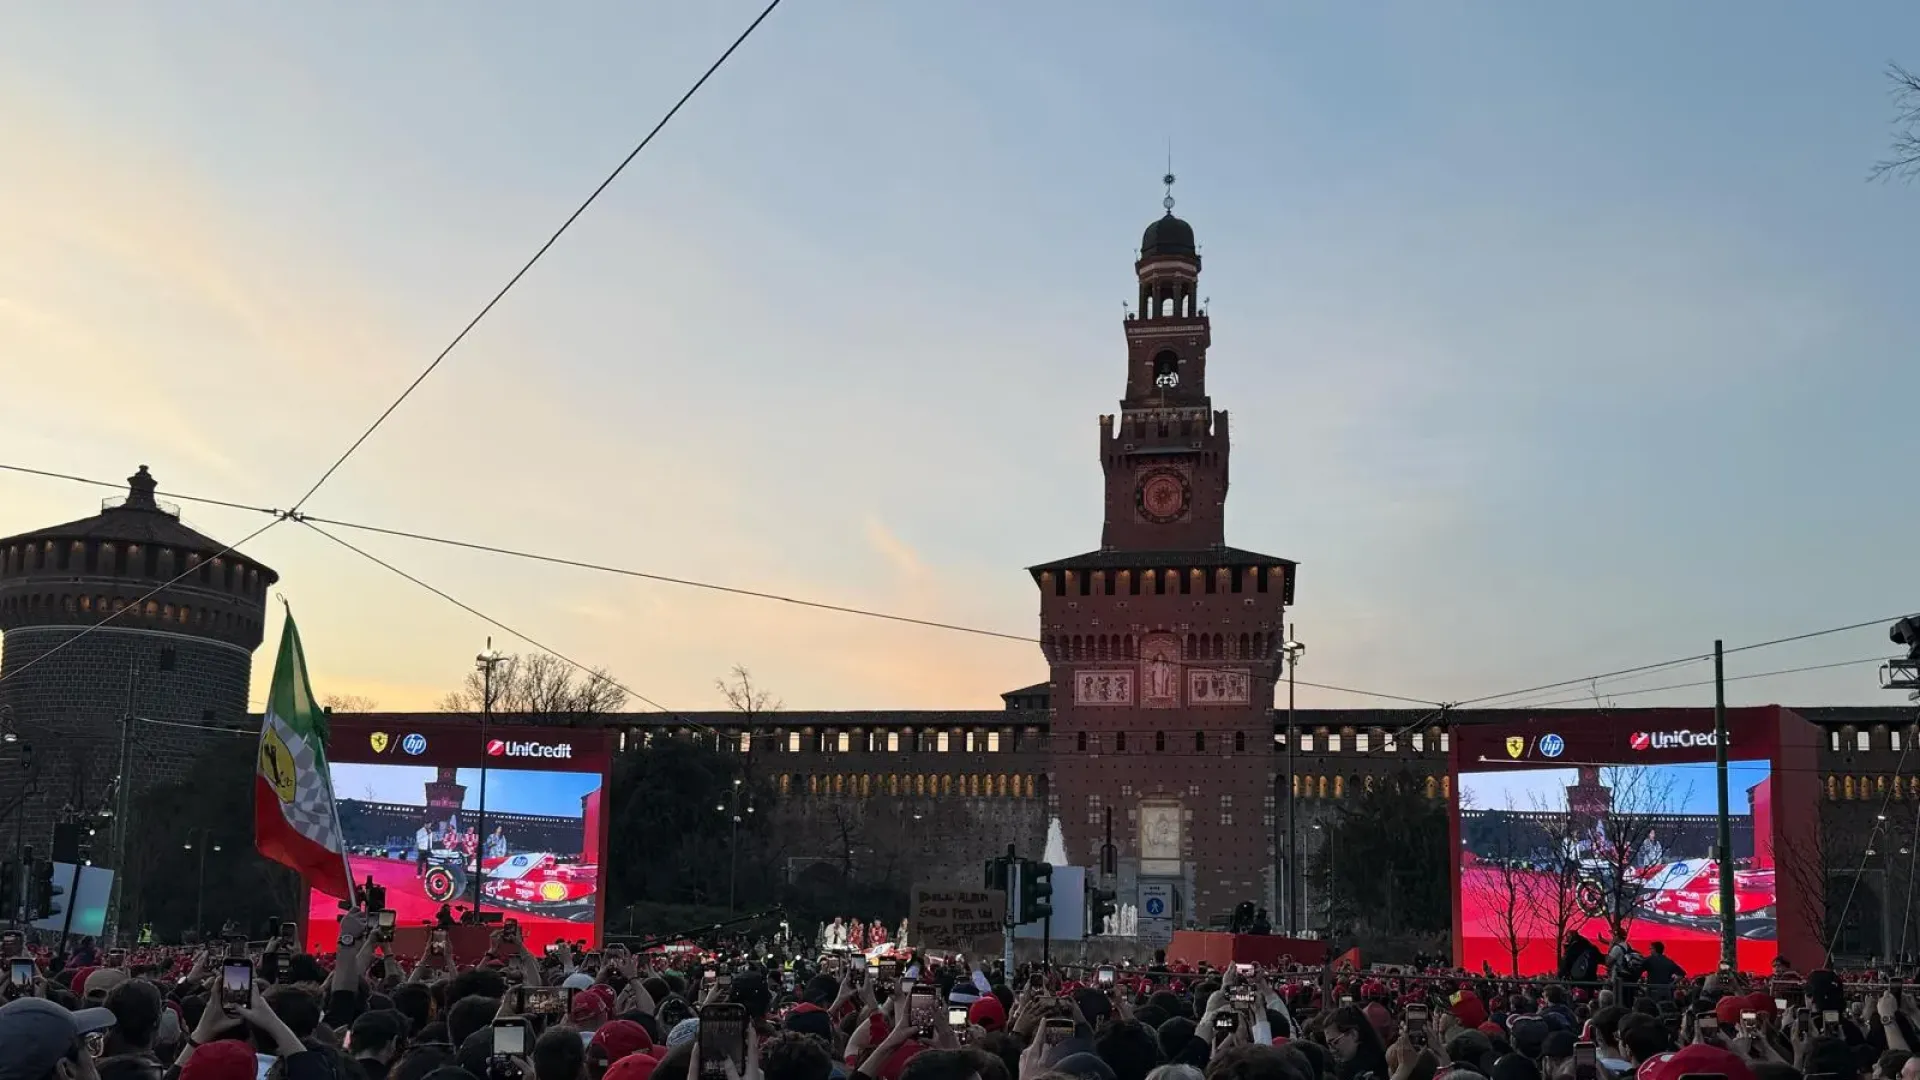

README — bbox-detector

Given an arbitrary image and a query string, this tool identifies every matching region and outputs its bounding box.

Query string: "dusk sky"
[330,762,598,818]
[3,4,1917,715]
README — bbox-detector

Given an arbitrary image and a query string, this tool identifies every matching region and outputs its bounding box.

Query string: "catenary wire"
[1451,616,1910,709]
[1501,656,1888,711]
[286,0,786,514]
[0,462,1442,706]
[0,461,1899,711]
[296,519,690,726]
[0,517,284,690]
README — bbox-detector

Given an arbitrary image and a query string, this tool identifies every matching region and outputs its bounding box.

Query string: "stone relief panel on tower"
[1140,633,1181,709]
[1074,669,1134,706]
[1189,667,1251,705]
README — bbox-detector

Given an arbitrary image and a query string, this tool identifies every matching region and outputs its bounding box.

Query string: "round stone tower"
[0,466,278,859]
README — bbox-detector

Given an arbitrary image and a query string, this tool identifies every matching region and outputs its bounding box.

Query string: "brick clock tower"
[1031,180,1296,927]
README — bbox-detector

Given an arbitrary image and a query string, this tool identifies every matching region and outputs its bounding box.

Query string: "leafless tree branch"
[1870,62,1920,183]
[440,652,627,719]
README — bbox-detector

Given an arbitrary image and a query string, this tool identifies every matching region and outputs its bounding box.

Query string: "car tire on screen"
[424,865,465,904]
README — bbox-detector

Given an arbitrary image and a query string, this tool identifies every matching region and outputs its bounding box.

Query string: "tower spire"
[1162,144,1176,214]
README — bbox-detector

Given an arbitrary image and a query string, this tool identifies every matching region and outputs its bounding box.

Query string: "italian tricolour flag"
[254,610,353,899]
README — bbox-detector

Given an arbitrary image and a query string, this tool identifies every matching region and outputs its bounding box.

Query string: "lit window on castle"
[937,732,950,753]
[788,732,801,753]
[1412,733,1425,752]
[1439,732,1451,752]
[1859,730,1872,752]
[887,732,900,752]
[1300,734,1315,752]
[1830,730,1842,752]
[1382,732,1398,752]
[837,732,851,753]
[988,731,1001,752]
[1895,729,1906,752]
[1327,733,1341,752]
[737,732,751,753]
[1354,732,1370,753]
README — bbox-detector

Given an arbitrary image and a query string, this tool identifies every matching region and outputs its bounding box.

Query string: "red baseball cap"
[1637,1044,1757,1080]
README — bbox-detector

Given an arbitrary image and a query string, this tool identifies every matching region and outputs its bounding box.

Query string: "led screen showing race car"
[1458,758,1776,976]
[305,724,608,952]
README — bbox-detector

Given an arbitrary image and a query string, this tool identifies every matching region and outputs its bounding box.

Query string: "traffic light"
[28,858,59,920]
[51,822,81,864]
[984,854,1010,892]
[1088,886,1118,936]
[1017,859,1053,925]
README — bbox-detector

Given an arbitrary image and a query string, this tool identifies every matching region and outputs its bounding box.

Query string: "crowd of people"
[4,911,1917,1080]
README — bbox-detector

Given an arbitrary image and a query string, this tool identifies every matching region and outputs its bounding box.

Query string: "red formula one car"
[423,851,598,921]
[1577,858,1775,937]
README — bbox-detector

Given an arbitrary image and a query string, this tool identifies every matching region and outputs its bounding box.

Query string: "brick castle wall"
[0,627,255,856]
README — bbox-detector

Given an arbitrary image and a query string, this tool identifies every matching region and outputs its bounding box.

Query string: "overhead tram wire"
[0,516,285,689]
[284,0,786,515]
[0,462,1439,707]
[1448,615,1913,711]
[3,461,1896,712]
[295,519,688,725]
[1507,656,1889,710]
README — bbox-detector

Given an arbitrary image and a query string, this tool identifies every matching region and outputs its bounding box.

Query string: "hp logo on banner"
[401,733,427,756]
[1539,734,1565,759]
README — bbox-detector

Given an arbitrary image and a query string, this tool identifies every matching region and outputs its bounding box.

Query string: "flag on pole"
[254,609,353,898]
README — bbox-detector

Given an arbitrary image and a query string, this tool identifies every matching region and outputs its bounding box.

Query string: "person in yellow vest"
[137,924,153,945]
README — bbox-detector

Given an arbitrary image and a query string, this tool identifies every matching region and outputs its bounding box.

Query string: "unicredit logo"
[487,738,573,760]
[1630,730,1718,751]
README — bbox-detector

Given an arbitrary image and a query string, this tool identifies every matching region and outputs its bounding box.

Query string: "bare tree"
[322,694,380,714]
[1775,817,1850,951]
[1871,63,1920,183]
[717,665,781,721]
[1464,800,1537,976]
[439,652,627,719]
[1580,765,1690,945]
[1524,794,1591,958]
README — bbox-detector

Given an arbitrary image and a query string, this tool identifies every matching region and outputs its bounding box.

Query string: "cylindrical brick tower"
[0,465,277,865]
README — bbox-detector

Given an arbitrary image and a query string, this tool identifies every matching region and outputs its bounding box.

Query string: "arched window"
[807,775,818,795]
[1826,775,1838,799]
[1424,775,1438,799]
[1334,776,1345,798]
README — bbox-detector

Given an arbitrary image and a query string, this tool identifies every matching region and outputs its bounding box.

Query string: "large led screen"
[307,722,608,952]
[1458,756,1776,976]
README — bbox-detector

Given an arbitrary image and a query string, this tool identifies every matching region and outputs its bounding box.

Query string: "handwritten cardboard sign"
[911,886,1006,949]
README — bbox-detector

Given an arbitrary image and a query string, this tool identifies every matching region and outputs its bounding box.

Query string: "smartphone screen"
[376,909,396,931]
[1406,1005,1430,1047]
[1097,966,1115,987]
[1574,1042,1597,1080]
[698,1004,747,1080]
[909,985,938,1034]
[1042,1017,1075,1050]
[522,987,573,1017]
[220,960,253,1009]
[1028,973,1045,991]
[492,1019,529,1057]
[948,1005,970,1029]
[9,958,33,988]
[1213,1013,1239,1037]
[1775,997,1789,1011]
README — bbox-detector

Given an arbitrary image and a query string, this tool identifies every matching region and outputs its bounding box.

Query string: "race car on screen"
[1575,858,1774,937]
[422,850,598,921]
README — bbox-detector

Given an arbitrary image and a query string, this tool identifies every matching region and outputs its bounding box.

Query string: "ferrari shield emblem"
[1505,736,1525,759]
[370,731,390,754]
[261,729,298,804]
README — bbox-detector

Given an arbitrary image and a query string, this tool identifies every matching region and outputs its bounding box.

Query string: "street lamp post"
[1281,630,1305,935]
[473,642,505,919]
[184,831,222,939]
[721,778,754,912]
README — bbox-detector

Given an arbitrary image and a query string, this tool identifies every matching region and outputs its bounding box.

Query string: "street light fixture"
[472,641,507,918]
[185,832,223,938]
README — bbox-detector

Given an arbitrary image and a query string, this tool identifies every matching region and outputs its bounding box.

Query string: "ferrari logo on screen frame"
[369,731,390,754]
[1504,736,1524,759]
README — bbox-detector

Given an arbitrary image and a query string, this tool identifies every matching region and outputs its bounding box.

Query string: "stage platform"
[1165,930,1329,970]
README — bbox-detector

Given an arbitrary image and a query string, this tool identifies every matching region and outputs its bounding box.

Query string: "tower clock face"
[1136,468,1191,524]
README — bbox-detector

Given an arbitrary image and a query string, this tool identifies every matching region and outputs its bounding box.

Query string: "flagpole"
[281,599,358,928]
